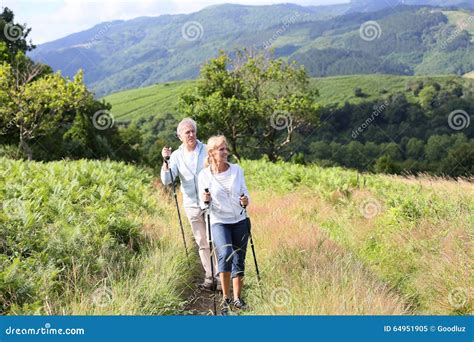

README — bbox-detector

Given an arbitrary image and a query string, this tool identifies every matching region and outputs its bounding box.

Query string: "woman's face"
[212,143,229,164]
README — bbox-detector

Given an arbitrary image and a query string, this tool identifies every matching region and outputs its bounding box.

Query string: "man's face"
[179,124,197,148]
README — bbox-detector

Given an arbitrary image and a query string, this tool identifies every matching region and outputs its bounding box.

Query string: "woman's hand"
[203,191,212,204]
[240,195,249,207]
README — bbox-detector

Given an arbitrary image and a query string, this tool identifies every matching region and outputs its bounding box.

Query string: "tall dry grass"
[46,182,199,315]
[237,160,473,315]
[244,191,408,315]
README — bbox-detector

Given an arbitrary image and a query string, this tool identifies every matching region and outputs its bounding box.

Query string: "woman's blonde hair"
[205,135,228,168]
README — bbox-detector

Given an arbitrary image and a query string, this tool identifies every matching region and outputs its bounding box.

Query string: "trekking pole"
[164,155,190,265]
[240,194,260,282]
[204,188,217,315]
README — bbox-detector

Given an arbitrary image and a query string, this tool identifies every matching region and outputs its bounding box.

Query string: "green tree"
[374,155,400,174]
[309,140,331,160]
[381,142,402,161]
[441,141,474,177]
[0,7,35,60]
[406,137,424,159]
[0,62,89,159]
[179,50,319,161]
[418,85,438,112]
[425,135,452,162]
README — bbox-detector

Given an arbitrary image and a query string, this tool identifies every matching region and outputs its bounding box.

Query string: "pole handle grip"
[240,193,247,209]
[163,146,171,164]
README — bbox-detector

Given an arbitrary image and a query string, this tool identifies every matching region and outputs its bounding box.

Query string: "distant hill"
[30,0,473,96]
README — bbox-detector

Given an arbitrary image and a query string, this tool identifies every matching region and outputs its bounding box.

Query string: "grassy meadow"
[103,80,194,121]
[240,160,473,315]
[0,158,195,314]
[1,157,472,315]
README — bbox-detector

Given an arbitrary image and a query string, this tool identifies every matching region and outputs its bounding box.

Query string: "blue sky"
[2,0,349,44]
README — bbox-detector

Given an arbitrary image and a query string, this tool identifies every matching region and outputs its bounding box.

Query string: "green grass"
[443,10,474,36]
[240,159,473,315]
[2,157,472,315]
[0,158,196,314]
[103,80,194,121]
[312,74,466,106]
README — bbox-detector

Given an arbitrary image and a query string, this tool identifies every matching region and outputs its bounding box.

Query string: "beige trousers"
[183,206,216,279]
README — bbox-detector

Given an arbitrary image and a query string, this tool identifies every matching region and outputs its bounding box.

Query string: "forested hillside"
[29,2,473,96]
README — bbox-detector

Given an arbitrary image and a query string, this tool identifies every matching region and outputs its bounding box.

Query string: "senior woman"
[198,135,250,315]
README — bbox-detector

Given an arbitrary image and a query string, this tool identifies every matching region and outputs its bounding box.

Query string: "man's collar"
[179,140,201,152]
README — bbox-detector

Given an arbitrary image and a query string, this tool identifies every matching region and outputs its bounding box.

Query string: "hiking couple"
[161,118,250,315]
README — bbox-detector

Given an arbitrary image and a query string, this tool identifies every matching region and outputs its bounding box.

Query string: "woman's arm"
[238,166,250,205]
[197,169,210,209]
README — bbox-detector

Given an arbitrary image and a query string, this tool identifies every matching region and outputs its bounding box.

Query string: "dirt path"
[180,274,218,315]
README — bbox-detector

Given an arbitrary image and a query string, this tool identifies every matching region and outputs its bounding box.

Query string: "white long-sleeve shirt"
[198,163,250,225]
[160,141,207,208]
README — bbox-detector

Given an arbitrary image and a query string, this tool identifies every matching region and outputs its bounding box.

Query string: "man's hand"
[162,147,172,170]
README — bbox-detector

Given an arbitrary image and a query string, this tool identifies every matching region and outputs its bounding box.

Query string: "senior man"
[161,118,218,290]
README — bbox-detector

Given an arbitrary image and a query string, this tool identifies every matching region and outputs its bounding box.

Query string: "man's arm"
[160,148,178,185]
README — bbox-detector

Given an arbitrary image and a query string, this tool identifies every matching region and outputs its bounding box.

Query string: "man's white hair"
[177,118,197,136]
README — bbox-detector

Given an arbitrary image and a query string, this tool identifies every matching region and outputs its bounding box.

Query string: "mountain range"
[29,0,474,96]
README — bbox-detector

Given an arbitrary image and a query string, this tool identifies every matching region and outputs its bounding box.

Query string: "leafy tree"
[354,87,366,97]
[418,85,438,111]
[309,140,332,160]
[179,50,319,161]
[425,135,453,162]
[441,141,474,177]
[0,7,35,60]
[0,62,89,159]
[406,137,424,159]
[381,142,402,161]
[374,155,399,174]
[63,112,95,158]
[0,7,141,164]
